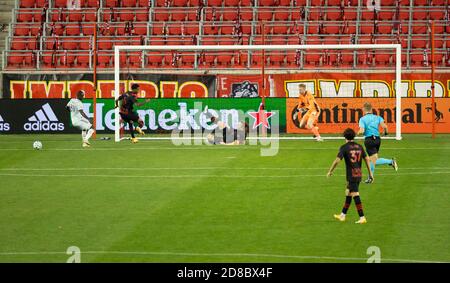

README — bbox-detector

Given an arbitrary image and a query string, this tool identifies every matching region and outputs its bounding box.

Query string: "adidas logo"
[24,103,64,131]
[0,114,10,131]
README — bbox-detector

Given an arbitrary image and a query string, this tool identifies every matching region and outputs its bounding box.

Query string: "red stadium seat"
[304,53,320,66]
[27,37,38,50]
[119,9,135,21]
[171,10,186,21]
[273,25,289,34]
[430,10,445,20]
[378,25,393,34]
[30,25,42,36]
[217,54,233,66]
[185,25,199,35]
[82,23,95,35]
[154,10,170,21]
[79,39,91,50]
[54,0,67,8]
[86,0,100,7]
[274,11,290,21]
[20,0,35,8]
[122,0,137,6]
[223,11,238,21]
[344,10,357,20]
[138,0,150,6]
[84,10,97,21]
[258,10,273,21]
[310,0,324,5]
[259,0,275,6]
[269,53,285,66]
[97,51,112,67]
[62,37,79,50]
[42,51,56,67]
[66,24,82,36]
[412,39,428,49]
[204,25,219,35]
[14,24,30,36]
[146,52,163,66]
[414,0,428,5]
[224,0,239,6]
[361,11,377,20]
[410,53,427,67]
[379,10,394,20]
[68,10,83,22]
[151,23,164,35]
[98,38,113,50]
[413,11,427,20]
[127,52,142,67]
[327,11,342,21]
[208,0,223,6]
[8,52,24,66]
[105,0,118,8]
[240,10,253,21]
[11,38,27,50]
[16,9,31,22]
[135,10,149,21]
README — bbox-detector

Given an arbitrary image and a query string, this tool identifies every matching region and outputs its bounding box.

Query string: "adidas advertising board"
[0,114,11,132]
[23,103,65,131]
[0,100,75,134]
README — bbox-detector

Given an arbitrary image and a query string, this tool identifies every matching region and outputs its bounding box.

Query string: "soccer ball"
[33,141,43,150]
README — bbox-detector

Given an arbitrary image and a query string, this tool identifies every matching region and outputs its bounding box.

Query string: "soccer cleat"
[364,177,374,184]
[131,138,139,143]
[334,214,346,222]
[82,142,90,148]
[135,127,145,136]
[391,158,398,171]
[355,217,367,224]
[316,136,324,142]
[83,140,91,146]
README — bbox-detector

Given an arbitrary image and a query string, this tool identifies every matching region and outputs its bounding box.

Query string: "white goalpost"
[114,44,402,142]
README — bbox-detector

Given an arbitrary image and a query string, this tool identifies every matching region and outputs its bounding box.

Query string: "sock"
[376,158,392,166]
[311,126,320,138]
[370,162,375,174]
[353,196,364,217]
[82,130,86,141]
[129,122,135,138]
[85,128,94,141]
[341,196,352,215]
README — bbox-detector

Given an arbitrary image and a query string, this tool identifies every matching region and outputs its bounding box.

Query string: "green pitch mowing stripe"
[0,134,449,263]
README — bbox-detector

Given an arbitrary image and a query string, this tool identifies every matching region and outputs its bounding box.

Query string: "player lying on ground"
[207,116,248,145]
[115,83,150,143]
[358,102,398,183]
[66,90,95,148]
[294,83,323,142]
[327,128,374,224]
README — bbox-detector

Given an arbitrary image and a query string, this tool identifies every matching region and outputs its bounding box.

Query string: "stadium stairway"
[0,0,15,69]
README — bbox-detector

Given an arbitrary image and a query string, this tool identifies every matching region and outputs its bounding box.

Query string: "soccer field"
[0,134,449,263]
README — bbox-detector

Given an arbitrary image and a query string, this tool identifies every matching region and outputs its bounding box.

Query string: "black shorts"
[347,181,360,193]
[364,136,381,156]
[120,112,139,123]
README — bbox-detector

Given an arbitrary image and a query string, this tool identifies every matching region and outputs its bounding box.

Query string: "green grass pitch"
[0,134,449,263]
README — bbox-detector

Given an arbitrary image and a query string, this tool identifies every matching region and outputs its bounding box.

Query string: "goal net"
[113,44,402,142]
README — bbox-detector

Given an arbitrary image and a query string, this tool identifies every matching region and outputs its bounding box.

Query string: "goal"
[113,44,402,142]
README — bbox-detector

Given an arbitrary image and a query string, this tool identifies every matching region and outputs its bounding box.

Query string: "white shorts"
[72,118,92,131]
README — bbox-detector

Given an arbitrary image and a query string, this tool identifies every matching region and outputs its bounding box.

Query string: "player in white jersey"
[66,90,94,148]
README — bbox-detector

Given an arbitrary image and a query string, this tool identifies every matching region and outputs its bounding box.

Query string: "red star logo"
[248,103,274,129]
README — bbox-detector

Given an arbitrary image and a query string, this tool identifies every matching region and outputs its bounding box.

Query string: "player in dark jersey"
[327,128,373,224]
[115,84,149,143]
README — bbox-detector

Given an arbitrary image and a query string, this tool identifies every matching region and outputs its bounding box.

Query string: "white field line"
[1,147,450,151]
[0,172,449,179]
[0,250,447,263]
[0,167,448,171]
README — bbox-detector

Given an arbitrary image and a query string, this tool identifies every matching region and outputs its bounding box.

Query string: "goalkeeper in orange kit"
[294,83,323,141]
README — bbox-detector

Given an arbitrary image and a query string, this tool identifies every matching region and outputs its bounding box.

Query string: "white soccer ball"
[33,141,43,150]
